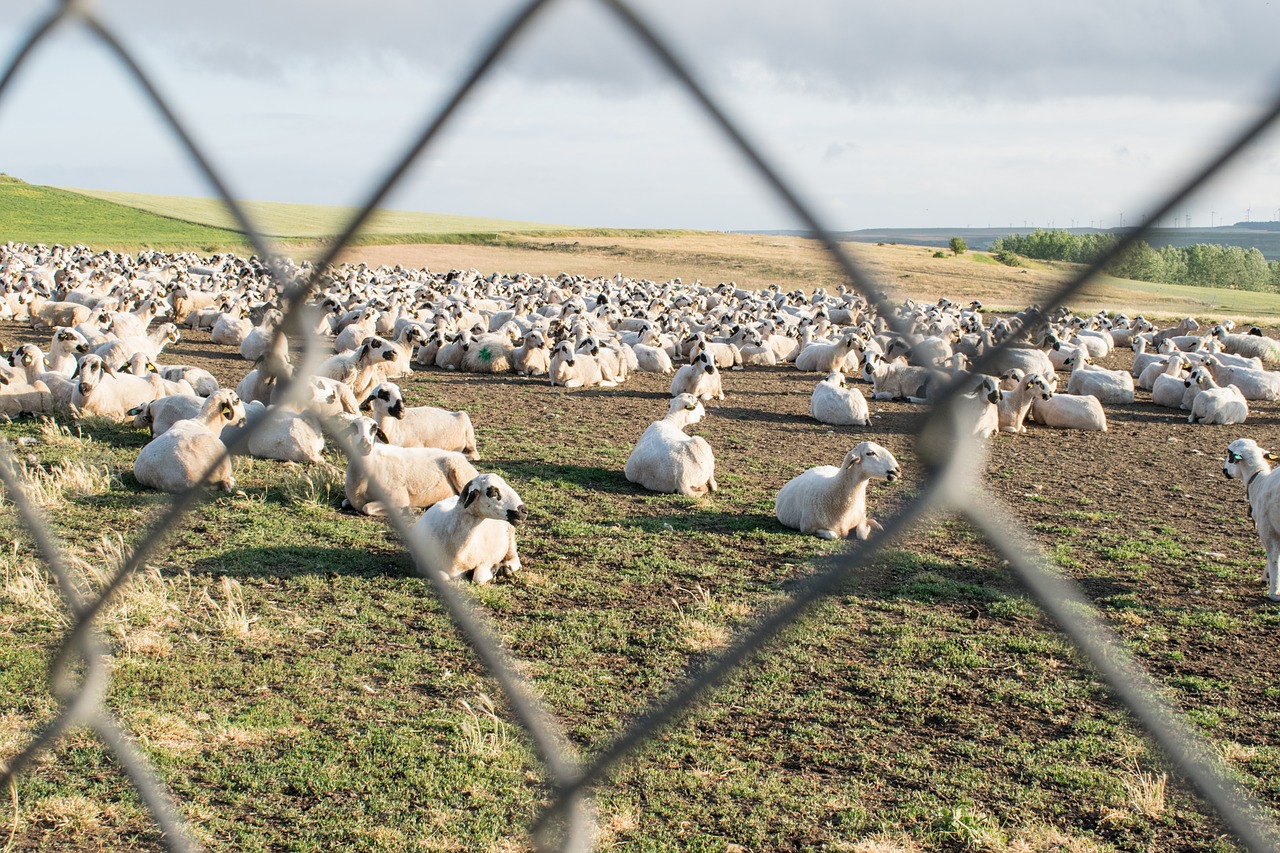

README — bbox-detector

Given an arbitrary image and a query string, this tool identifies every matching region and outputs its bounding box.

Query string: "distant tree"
[949,236,967,256]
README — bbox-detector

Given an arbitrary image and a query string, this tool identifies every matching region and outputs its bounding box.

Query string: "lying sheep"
[93,323,182,366]
[1213,325,1280,368]
[795,333,859,373]
[1185,367,1249,425]
[513,330,552,376]
[71,354,177,421]
[130,393,204,436]
[1063,352,1135,405]
[670,351,724,401]
[0,365,53,417]
[810,370,870,426]
[360,382,478,458]
[549,340,614,388]
[411,472,527,585]
[341,416,479,516]
[461,331,515,374]
[316,337,399,399]
[1223,438,1280,599]
[248,403,326,464]
[1202,355,1280,401]
[999,372,1052,434]
[1149,354,1192,408]
[624,394,717,496]
[861,351,941,403]
[1029,388,1108,431]
[133,389,246,493]
[775,441,901,539]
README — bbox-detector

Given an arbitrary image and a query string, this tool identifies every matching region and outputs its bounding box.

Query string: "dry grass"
[453,694,510,758]
[2,458,115,508]
[1122,768,1168,819]
[0,558,69,629]
[198,576,260,639]
[278,463,344,507]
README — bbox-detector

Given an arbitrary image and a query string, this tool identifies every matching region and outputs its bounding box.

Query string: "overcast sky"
[3,0,1280,232]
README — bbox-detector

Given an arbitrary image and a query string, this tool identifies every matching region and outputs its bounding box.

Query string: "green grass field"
[0,176,248,251]
[64,187,584,239]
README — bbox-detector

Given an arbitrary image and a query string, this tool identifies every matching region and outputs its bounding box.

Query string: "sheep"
[669,351,724,401]
[410,473,527,585]
[341,416,479,516]
[623,394,717,496]
[461,331,516,374]
[316,337,399,399]
[1212,326,1280,369]
[157,365,219,397]
[1063,352,1135,405]
[359,382,478,458]
[70,354,177,421]
[247,403,326,464]
[774,441,901,540]
[512,330,552,376]
[434,330,470,371]
[239,308,286,363]
[0,365,53,417]
[861,351,941,403]
[578,335,629,384]
[44,327,88,377]
[1029,389,1108,431]
[999,372,1053,434]
[686,332,741,369]
[809,370,870,426]
[130,393,204,436]
[735,329,778,366]
[955,374,1002,439]
[26,296,93,329]
[1222,438,1280,599]
[118,353,197,397]
[795,333,859,373]
[1202,355,1280,402]
[132,389,246,493]
[8,343,73,412]
[1186,369,1248,425]
[1149,354,1192,408]
[92,323,182,366]
[631,326,675,373]
[549,340,614,388]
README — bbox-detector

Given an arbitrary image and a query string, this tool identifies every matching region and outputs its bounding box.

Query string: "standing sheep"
[775,441,902,540]
[1223,438,1280,599]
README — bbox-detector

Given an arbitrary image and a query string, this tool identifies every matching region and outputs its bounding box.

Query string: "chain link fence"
[2,1,1280,850]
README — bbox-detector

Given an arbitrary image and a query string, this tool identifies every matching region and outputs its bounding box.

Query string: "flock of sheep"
[2,241,1280,597]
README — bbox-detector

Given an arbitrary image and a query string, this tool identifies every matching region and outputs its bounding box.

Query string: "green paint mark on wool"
[479,346,493,363]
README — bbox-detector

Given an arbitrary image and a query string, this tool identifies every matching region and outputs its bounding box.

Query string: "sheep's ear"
[513,336,525,348]
[846,454,861,468]
[374,426,390,444]
[358,394,373,410]
[461,483,479,508]
[356,342,370,360]
[1250,327,1263,336]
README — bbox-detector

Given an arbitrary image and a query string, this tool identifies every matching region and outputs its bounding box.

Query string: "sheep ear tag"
[1267,452,1280,462]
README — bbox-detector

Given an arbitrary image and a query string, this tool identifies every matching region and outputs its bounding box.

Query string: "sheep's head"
[1024,374,1052,401]
[77,355,107,394]
[825,370,846,388]
[844,441,901,483]
[360,337,397,363]
[209,390,247,427]
[667,393,705,424]
[361,382,404,418]
[350,416,389,455]
[1224,438,1277,481]
[460,473,527,526]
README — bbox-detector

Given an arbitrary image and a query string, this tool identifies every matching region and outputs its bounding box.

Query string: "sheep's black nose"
[508,505,528,525]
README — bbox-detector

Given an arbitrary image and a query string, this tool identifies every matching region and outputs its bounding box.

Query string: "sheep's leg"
[472,564,495,585]
[1268,550,1280,600]
[708,477,718,493]
[815,528,838,540]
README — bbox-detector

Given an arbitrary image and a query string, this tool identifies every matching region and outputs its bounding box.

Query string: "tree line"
[989,229,1280,292]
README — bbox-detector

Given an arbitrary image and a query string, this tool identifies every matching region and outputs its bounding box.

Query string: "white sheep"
[999,372,1052,434]
[1029,388,1108,431]
[92,323,182,366]
[795,333,859,373]
[512,330,552,376]
[359,382,479,458]
[1223,438,1280,599]
[1184,367,1249,425]
[775,441,901,540]
[1213,326,1280,368]
[549,340,614,388]
[809,370,870,426]
[624,394,717,496]
[1149,354,1192,408]
[461,331,516,374]
[247,403,327,464]
[133,389,246,493]
[1202,355,1280,402]
[1063,352,1135,405]
[669,351,724,401]
[130,393,204,436]
[411,473,527,585]
[316,336,400,399]
[341,416,479,516]
[70,354,177,421]
[861,351,941,403]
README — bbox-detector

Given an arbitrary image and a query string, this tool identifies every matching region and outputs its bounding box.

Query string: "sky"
[3,0,1280,233]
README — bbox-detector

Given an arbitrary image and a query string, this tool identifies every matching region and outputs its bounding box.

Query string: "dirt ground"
[4,298,1279,849]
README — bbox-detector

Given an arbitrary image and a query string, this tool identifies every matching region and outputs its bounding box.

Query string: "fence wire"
[0,1,1278,851]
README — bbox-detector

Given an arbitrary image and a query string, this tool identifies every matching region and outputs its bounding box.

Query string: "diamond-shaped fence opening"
[1,1,1279,851]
